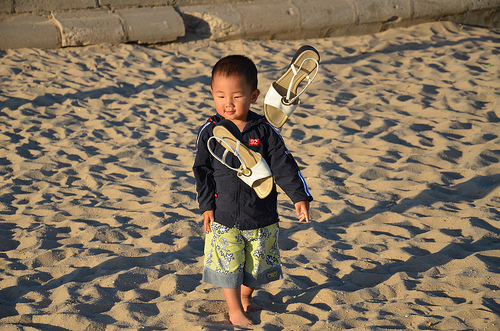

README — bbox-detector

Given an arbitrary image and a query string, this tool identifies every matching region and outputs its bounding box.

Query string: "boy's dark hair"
[211,55,258,91]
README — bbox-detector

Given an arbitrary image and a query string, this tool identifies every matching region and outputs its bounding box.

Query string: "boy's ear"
[251,89,260,103]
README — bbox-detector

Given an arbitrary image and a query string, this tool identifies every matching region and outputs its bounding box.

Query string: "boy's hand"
[203,210,215,232]
[295,200,310,222]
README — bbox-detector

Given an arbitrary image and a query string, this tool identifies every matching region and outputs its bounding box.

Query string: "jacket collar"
[211,111,266,133]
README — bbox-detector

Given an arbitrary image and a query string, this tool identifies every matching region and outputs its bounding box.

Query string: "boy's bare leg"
[223,287,253,326]
[241,285,262,313]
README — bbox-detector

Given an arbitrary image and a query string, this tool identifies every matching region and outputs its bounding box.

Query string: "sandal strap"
[207,135,272,188]
[264,83,299,117]
[207,136,245,172]
[284,57,319,105]
[237,157,272,188]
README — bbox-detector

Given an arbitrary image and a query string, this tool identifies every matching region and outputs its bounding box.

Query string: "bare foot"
[241,297,262,313]
[227,311,253,326]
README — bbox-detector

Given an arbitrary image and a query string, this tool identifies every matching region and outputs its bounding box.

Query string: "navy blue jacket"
[193,111,313,230]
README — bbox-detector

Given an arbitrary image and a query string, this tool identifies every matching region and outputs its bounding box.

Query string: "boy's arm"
[266,125,313,204]
[193,124,216,214]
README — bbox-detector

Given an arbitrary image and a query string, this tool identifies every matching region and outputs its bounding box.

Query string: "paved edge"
[0,0,499,49]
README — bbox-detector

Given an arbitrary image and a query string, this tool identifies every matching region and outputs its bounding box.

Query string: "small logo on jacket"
[249,138,260,146]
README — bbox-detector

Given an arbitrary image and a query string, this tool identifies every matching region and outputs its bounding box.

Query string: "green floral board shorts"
[202,222,282,289]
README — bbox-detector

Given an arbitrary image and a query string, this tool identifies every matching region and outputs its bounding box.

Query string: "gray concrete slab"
[117,6,184,43]
[491,8,500,25]
[293,0,356,33]
[450,8,498,27]
[175,0,234,5]
[1,0,499,49]
[0,14,60,49]
[179,4,243,40]
[354,0,412,24]
[54,10,124,47]
[413,0,468,19]
[15,0,96,13]
[466,0,500,11]
[0,0,13,14]
[100,0,175,8]
[236,1,301,38]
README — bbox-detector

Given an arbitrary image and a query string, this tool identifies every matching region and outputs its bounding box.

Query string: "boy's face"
[211,74,260,124]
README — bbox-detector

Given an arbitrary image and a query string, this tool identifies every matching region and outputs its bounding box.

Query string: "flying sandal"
[264,45,320,128]
[207,120,273,199]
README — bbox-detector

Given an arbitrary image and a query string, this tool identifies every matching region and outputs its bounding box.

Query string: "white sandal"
[208,122,273,199]
[264,45,320,128]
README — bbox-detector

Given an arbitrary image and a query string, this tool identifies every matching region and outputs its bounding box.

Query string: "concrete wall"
[1,0,499,49]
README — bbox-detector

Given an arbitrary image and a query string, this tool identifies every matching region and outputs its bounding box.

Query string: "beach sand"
[0,21,499,330]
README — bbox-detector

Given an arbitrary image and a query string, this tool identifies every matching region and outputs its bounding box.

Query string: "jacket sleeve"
[193,122,216,214]
[265,124,313,204]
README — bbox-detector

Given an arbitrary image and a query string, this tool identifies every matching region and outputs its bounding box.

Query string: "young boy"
[193,55,312,326]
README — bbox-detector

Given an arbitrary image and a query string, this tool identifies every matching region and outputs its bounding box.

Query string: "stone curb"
[0,0,499,49]
[0,6,185,49]
[54,10,125,47]
[180,0,500,41]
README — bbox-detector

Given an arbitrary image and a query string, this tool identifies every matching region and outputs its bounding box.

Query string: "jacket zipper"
[234,157,241,230]
[234,129,245,230]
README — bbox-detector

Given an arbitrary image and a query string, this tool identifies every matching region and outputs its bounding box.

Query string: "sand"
[0,21,499,330]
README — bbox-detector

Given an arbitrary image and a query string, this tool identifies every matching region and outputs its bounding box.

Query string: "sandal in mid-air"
[264,45,320,128]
